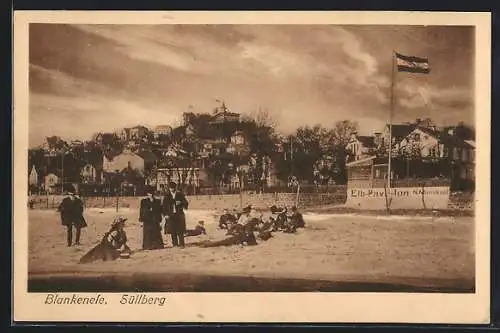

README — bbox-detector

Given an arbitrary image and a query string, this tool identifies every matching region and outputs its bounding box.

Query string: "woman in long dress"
[139,189,164,250]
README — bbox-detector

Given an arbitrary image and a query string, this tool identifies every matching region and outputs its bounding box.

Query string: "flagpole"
[388,51,397,190]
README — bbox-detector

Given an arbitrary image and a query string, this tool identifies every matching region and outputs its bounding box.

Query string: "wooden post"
[239,188,243,211]
[388,50,397,191]
[295,184,300,208]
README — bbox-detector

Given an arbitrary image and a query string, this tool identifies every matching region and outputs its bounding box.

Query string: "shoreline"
[28,270,475,293]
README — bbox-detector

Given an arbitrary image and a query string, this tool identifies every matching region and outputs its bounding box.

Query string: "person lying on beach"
[218,209,237,230]
[184,220,207,237]
[79,216,132,264]
[199,229,258,248]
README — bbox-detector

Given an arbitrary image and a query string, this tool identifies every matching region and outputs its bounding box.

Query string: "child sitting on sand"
[79,215,131,264]
[185,220,207,237]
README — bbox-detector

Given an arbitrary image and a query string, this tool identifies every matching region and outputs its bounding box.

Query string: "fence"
[27,187,347,211]
[27,187,473,212]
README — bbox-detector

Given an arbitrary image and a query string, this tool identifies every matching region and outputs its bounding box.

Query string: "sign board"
[345,186,450,210]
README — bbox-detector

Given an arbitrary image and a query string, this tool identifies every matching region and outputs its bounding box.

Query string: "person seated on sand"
[242,206,265,232]
[270,205,288,231]
[218,209,237,230]
[185,220,207,237]
[79,216,132,264]
[289,206,305,228]
[282,217,297,234]
[227,205,251,235]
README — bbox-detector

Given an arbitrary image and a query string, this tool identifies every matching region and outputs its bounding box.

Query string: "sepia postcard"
[13,11,491,324]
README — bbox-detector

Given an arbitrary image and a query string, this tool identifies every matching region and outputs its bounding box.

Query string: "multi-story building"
[346,133,377,161]
[153,125,173,139]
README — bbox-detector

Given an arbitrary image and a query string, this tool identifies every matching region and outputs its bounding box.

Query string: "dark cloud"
[28,24,475,146]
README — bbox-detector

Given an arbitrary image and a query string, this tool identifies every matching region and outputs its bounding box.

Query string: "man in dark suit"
[58,190,87,247]
[139,187,164,250]
[162,182,189,248]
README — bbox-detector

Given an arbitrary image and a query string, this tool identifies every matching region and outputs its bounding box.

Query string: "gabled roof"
[415,126,440,138]
[28,163,37,176]
[387,123,416,140]
[131,125,149,130]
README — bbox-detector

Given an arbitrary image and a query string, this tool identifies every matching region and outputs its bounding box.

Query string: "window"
[414,133,421,141]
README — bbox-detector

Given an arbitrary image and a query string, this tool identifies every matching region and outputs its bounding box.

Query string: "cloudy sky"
[29,24,474,147]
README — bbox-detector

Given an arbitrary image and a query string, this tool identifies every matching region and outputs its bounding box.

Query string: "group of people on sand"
[194,204,305,248]
[59,181,306,264]
[78,181,198,264]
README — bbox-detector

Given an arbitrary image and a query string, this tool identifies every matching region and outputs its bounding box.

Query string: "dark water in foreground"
[28,273,475,293]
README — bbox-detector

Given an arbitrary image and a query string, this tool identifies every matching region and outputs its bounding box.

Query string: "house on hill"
[226,131,250,156]
[346,133,377,162]
[44,172,60,194]
[153,125,173,138]
[394,125,475,188]
[378,123,417,152]
[80,163,101,184]
[120,125,150,141]
[130,125,149,140]
[102,150,145,175]
[28,165,39,186]
[209,101,241,125]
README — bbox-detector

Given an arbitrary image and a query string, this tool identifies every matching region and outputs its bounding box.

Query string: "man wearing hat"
[161,181,189,248]
[57,187,87,247]
[139,186,164,250]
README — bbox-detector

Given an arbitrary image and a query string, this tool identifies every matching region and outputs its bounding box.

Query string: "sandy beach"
[27,208,475,292]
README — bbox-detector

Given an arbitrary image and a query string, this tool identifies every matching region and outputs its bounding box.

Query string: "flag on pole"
[396,53,430,74]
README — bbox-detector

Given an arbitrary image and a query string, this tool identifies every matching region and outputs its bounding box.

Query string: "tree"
[288,125,324,183]
[182,112,219,140]
[45,136,68,151]
[239,109,279,189]
[93,132,123,158]
[454,121,475,141]
[284,121,358,185]
[327,120,359,185]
